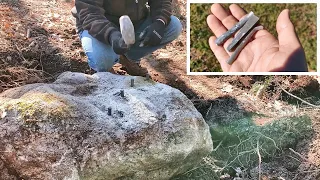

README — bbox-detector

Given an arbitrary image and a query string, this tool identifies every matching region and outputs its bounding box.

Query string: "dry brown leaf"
[4,22,11,29]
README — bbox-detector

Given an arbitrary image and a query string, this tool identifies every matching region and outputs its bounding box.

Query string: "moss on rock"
[1,92,73,123]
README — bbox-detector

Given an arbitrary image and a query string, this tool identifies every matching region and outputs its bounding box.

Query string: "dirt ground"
[0,0,319,179]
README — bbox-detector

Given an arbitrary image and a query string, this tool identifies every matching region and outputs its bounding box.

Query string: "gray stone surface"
[0,72,213,180]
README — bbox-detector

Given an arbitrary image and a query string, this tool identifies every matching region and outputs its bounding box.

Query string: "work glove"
[139,20,166,47]
[109,31,130,55]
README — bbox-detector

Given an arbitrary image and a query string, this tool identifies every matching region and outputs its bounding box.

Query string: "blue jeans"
[79,16,182,72]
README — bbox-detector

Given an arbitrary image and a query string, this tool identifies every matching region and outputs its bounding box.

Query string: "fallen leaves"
[48,12,61,22]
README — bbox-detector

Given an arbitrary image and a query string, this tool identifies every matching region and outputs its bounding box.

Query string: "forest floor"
[0,0,319,179]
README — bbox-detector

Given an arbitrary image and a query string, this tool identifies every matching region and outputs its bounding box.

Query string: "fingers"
[208,36,230,71]
[139,26,150,47]
[207,14,227,37]
[139,26,149,39]
[139,37,150,47]
[208,4,242,54]
[210,4,268,40]
[229,4,247,21]
[276,9,301,50]
[210,4,230,20]
[211,4,239,30]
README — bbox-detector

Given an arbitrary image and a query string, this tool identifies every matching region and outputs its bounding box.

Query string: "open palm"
[207,4,308,72]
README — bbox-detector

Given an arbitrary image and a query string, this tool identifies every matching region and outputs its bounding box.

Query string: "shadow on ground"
[0,0,92,93]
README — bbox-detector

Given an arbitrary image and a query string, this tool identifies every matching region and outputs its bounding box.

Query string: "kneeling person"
[73,0,182,74]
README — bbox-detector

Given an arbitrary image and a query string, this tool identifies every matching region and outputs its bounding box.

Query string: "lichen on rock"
[1,92,74,124]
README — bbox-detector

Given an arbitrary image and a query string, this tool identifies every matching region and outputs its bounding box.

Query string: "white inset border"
[186,0,319,75]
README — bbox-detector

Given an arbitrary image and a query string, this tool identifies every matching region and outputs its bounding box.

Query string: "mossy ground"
[190,3,317,72]
[173,115,312,179]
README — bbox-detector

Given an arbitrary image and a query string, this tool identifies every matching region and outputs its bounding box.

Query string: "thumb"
[276,9,301,50]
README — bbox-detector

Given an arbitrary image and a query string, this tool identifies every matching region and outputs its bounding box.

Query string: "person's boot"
[119,55,148,77]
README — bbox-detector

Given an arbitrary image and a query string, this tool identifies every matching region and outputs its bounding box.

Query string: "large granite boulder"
[0,72,213,180]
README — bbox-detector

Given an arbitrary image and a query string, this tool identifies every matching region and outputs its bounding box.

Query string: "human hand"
[109,31,130,55]
[207,4,308,72]
[139,20,166,47]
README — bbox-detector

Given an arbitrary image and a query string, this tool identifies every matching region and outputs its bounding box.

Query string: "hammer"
[119,15,135,46]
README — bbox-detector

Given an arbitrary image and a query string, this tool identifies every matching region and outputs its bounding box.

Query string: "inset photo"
[188,3,317,73]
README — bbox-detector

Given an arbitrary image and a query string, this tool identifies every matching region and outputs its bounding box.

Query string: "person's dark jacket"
[75,0,172,45]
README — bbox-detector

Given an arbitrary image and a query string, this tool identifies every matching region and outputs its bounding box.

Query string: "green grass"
[190,3,317,72]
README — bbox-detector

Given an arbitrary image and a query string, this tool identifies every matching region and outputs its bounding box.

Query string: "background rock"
[0,72,213,180]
